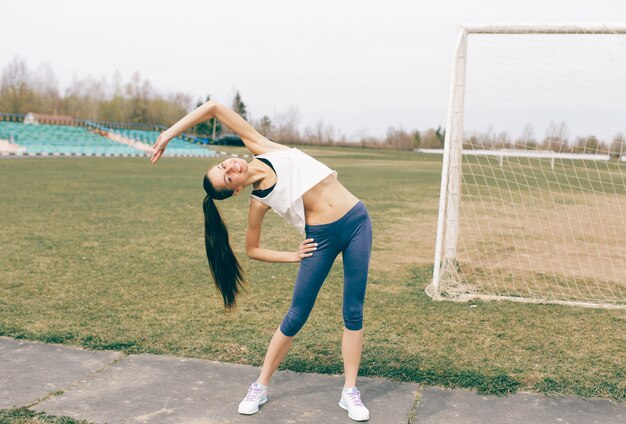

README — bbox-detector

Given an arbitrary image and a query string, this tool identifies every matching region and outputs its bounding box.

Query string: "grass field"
[0,148,624,402]
[0,407,88,424]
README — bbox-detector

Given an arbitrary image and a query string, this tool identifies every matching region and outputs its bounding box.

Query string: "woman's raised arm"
[151,100,285,163]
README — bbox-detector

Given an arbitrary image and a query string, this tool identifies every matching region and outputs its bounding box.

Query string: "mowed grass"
[0,407,89,424]
[0,148,624,401]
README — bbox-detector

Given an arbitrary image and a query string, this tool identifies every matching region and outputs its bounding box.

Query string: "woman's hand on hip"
[296,238,318,261]
[151,132,172,164]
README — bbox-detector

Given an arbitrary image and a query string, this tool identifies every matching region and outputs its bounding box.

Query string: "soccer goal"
[428,24,626,309]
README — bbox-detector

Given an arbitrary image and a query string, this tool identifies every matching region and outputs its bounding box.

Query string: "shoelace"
[245,386,264,401]
[346,390,364,406]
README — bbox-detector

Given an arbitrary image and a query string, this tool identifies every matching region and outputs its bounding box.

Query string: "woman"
[151,99,372,422]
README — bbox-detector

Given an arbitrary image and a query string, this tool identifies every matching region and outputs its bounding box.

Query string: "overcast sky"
[2,0,625,140]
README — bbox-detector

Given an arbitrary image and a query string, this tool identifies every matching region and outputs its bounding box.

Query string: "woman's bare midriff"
[302,174,359,226]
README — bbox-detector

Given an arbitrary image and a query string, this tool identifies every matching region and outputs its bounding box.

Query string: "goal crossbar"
[461,24,626,34]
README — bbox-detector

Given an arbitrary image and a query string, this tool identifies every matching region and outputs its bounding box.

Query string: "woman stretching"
[151,100,372,422]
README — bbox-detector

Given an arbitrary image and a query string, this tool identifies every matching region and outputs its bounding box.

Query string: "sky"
[2,0,625,141]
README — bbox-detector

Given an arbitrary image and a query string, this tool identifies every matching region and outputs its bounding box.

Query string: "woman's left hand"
[151,132,172,164]
[296,238,318,261]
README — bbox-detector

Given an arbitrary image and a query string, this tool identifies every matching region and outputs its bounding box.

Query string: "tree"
[420,128,444,148]
[515,123,537,149]
[194,95,221,138]
[384,126,414,150]
[0,56,36,113]
[413,130,421,149]
[542,121,568,152]
[125,72,151,123]
[256,115,273,137]
[232,91,247,120]
[63,74,106,121]
[435,126,445,146]
[33,63,61,115]
[99,71,128,122]
[493,131,512,150]
[574,135,600,154]
[273,106,300,143]
[302,119,339,145]
[610,133,624,160]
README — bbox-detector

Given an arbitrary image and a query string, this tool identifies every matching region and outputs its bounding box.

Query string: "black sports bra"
[251,157,276,198]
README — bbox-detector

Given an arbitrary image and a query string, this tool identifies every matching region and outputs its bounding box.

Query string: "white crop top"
[250,148,337,234]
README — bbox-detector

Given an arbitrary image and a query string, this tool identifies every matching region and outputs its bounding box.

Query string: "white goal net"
[429,25,626,309]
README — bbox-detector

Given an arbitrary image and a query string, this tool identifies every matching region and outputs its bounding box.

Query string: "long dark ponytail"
[202,175,246,309]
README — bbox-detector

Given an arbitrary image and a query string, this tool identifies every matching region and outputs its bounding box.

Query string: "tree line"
[0,57,443,150]
[465,122,624,158]
[198,96,444,150]
[0,57,190,126]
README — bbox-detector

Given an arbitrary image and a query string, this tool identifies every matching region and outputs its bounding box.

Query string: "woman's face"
[207,157,249,194]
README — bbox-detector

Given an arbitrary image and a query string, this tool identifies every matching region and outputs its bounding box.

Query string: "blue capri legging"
[280,201,372,337]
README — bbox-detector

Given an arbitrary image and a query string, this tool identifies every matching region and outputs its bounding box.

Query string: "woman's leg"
[342,327,364,388]
[340,214,372,388]
[257,327,293,386]
[256,233,339,386]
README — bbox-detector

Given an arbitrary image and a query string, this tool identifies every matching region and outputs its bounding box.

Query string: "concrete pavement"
[1,337,624,423]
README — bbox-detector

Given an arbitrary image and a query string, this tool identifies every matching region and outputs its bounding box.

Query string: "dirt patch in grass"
[445,192,626,305]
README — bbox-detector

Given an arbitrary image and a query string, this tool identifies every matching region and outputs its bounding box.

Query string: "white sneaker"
[238,382,268,415]
[339,387,370,421]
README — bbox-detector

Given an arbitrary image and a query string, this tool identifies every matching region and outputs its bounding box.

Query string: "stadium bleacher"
[106,127,216,157]
[0,121,142,156]
[0,119,218,157]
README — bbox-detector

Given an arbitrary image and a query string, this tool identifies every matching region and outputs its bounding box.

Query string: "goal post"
[429,24,626,309]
